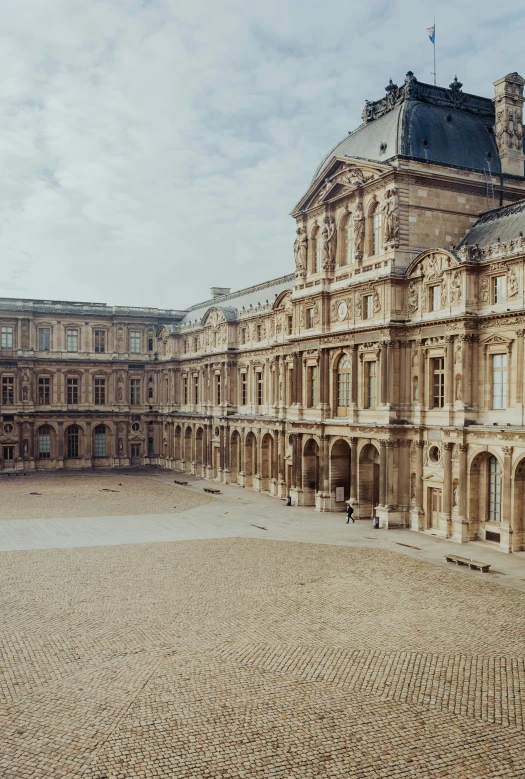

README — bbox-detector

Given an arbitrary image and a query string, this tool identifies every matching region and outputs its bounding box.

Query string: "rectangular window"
[363,295,373,319]
[287,315,293,335]
[183,340,188,354]
[365,362,376,409]
[492,353,508,410]
[3,445,15,461]
[216,374,221,404]
[130,378,141,405]
[241,372,247,405]
[256,324,262,342]
[315,231,322,273]
[38,377,50,405]
[432,357,445,408]
[94,330,106,353]
[430,285,441,311]
[183,375,188,405]
[256,372,263,406]
[66,329,78,352]
[2,376,14,405]
[241,328,247,345]
[308,366,317,407]
[38,327,51,352]
[306,308,314,329]
[130,331,141,353]
[131,443,141,458]
[66,377,79,405]
[38,431,51,459]
[1,326,13,349]
[194,375,199,405]
[493,275,506,304]
[193,337,198,352]
[94,378,106,405]
[148,337,154,351]
[148,386,153,400]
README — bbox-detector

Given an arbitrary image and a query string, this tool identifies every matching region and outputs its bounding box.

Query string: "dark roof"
[456,199,525,250]
[313,72,502,182]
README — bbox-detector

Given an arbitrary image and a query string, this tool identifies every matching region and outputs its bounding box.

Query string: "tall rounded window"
[372,203,383,256]
[336,356,352,414]
[488,455,502,523]
[66,425,80,459]
[344,214,354,265]
[94,425,107,458]
[38,425,51,459]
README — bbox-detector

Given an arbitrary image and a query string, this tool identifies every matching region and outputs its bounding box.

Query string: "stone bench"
[0,471,27,477]
[173,479,188,486]
[204,487,221,494]
[445,554,491,573]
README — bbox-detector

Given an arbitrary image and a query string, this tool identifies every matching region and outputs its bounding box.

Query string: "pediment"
[291,157,389,216]
[201,307,226,327]
[407,249,459,279]
[274,290,292,310]
[480,333,513,345]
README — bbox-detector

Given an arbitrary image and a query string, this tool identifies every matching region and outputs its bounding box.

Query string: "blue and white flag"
[427,25,435,44]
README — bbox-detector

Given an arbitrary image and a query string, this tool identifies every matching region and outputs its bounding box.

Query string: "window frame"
[432,356,445,408]
[363,294,374,320]
[66,376,79,405]
[38,376,51,405]
[94,330,106,354]
[1,326,14,349]
[488,455,502,523]
[38,426,51,459]
[492,275,506,304]
[66,329,79,353]
[38,327,51,352]
[129,330,142,354]
[1,375,15,405]
[130,377,142,405]
[491,352,508,410]
[336,355,352,414]
[94,377,106,405]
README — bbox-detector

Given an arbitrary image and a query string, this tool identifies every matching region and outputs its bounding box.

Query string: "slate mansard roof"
[456,199,525,251]
[313,72,503,182]
[179,274,295,327]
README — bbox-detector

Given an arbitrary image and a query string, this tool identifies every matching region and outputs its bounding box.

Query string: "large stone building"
[2,70,525,552]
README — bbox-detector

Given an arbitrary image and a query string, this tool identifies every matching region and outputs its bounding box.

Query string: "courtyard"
[1,470,524,778]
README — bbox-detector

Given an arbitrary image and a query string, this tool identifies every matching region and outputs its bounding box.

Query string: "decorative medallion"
[337,301,348,321]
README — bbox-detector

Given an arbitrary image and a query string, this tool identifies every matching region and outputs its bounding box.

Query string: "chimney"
[493,72,525,176]
[210,287,231,299]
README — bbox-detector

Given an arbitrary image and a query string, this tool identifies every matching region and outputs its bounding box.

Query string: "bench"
[173,479,188,486]
[204,487,221,494]
[0,471,27,477]
[445,554,491,573]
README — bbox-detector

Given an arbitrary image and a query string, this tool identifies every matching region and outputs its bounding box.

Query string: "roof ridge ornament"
[447,76,465,108]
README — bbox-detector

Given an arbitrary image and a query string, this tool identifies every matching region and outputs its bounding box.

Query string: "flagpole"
[433,17,436,85]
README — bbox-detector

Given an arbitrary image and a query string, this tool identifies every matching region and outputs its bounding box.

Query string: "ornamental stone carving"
[383,186,400,248]
[354,202,365,262]
[408,281,419,313]
[450,270,462,304]
[321,216,337,271]
[508,267,519,297]
[294,226,307,279]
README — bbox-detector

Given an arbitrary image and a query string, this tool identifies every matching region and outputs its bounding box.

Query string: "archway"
[36,424,54,463]
[358,443,380,519]
[230,431,240,484]
[195,428,204,475]
[93,424,108,461]
[260,433,273,492]
[302,438,319,506]
[469,451,503,543]
[512,457,525,552]
[183,426,192,471]
[65,424,82,462]
[245,432,257,488]
[174,425,182,469]
[330,438,351,510]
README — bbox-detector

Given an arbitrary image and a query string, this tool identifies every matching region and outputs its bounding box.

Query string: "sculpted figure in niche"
[508,267,519,297]
[455,375,462,401]
[294,227,307,275]
[383,187,399,247]
[455,344,462,364]
[412,375,419,402]
[353,203,365,261]
[479,275,489,302]
[373,288,381,313]
[321,216,337,269]
[450,270,462,303]
[408,281,419,313]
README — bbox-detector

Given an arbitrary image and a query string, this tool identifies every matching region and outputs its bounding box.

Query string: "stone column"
[316,434,330,511]
[349,437,358,513]
[238,428,246,487]
[379,440,387,506]
[442,441,453,537]
[84,420,93,468]
[223,425,230,483]
[445,336,454,409]
[290,433,303,505]
[410,440,425,531]
[277,429,286,497]
[517,330,524,422]
[501,446,513,552]
[380,342,388,406]
[453,443,469,543]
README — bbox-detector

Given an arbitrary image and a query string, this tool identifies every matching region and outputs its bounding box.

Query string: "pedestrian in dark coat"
[346,504,354,524]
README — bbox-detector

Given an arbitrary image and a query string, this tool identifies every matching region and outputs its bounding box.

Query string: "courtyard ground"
[1,469,524,778]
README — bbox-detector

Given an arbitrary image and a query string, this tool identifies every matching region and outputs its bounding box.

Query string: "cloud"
[0,0,524,308]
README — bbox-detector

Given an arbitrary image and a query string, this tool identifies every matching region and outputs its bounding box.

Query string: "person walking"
[346,504,354,524]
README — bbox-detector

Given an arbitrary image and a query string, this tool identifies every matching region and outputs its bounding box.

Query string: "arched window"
[344,214,354,265]
[312,226,322,273]
[94,425,107,457]
[66,425,80,458]
[372,203,383,256]
[38,426,51,459]
[488,455,502,523]
[336,356,352,414]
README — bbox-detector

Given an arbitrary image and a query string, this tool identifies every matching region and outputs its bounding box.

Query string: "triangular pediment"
[290,157,390,216]
[480,333,513,345]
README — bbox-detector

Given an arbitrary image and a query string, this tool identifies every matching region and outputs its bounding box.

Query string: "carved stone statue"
[383,187,399,247]
[508,267,519,297]
[408,281,419,313]
[450,270,462,304]
[294,226,307,276]
[353,203,365,261]
[321,216,337,270]
[479,275,489,303]
[455,375,462,401]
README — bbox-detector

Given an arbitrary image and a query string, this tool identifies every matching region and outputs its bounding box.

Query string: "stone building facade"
[2,70,525,553]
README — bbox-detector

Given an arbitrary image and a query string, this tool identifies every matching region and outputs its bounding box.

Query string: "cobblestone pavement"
[0,472,213,520]
[1,533,525,778]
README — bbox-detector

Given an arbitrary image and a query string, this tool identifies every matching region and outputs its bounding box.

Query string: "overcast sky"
[1,1,524,310]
